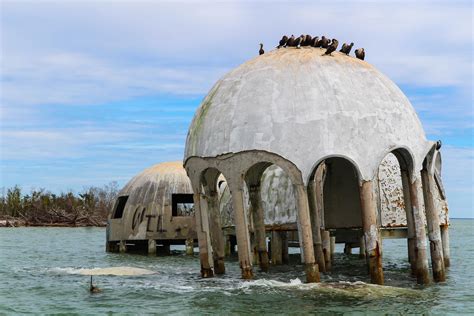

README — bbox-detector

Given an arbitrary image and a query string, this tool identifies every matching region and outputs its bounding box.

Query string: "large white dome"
[185,48,432,182]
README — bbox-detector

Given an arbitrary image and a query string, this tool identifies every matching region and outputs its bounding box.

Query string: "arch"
[306,154,363,185]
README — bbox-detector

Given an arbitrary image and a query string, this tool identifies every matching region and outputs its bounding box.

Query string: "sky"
[0,1,472,218]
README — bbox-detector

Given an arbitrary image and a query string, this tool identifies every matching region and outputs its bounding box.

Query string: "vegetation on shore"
[0,183,119,227]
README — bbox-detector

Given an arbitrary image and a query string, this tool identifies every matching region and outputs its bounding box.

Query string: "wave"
[50,266,156,276]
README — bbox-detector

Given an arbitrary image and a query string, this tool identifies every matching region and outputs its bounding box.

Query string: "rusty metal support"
[249,185,270,272]
[295,184,320,283]
[421,169,446,282]
[231,184,254,279]
[359,180,384,285]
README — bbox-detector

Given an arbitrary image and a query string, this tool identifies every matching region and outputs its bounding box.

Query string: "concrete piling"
[359,236,366,259]
[322,230,331,271]
[421,168,446,282]
[231,184,254,279]
[330,237,336,262]
[195,193,214,278]
[401,169,418,276]
[119,240,127,253]
[295,184,320,283]
[271,231,283,265]
[441,225,450,267]
[185,238,194,255]
[359,181,384,285]
[281,232,289,264]
[208,192,225,274]
[344,243,352,255]
[148,239,156,255]
[249,185,270,272]
[409,178,431,284]
[308,180,326,272]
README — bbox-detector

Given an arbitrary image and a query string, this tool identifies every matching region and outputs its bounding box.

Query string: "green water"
[1,219,473,315]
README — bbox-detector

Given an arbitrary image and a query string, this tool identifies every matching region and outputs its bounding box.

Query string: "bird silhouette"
[339,42,354,55]
[90,276,101,293]
[294,35,304,48]
[320,36,330,48]
[277,35,288,48]
[324,39,339,55]
[310,36,319,47]
[286,35,296,47]
[259,43,264,55]
[302,34,312,46]
[355,48,365,60]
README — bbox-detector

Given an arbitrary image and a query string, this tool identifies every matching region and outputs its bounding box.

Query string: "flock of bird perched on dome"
[258,34,365,60]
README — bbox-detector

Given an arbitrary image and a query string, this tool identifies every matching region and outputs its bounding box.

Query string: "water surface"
[1,219,473,314]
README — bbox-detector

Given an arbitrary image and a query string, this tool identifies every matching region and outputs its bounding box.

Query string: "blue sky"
[0,1,472,218]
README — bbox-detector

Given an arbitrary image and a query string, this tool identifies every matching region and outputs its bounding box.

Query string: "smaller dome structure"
[106,161,196,255]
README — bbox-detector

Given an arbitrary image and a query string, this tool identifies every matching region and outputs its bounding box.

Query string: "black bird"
[355,48,365,60]
[320,36,330,48]
[436,140,442,150]
[294,35,304,48]
[310,36,319,47]
[339,42,354,55]
[90,276,101,293]
[259,43,264,55]
[315,36,323,47]
[302,34,312,46]
[324,39,339,55]
[286,35,296,47]
[277,35,288,48]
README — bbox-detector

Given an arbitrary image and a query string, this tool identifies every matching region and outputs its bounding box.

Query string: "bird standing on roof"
[259,43,264,55]
[355,48,365,60]
[302,34,312,46]
[339,42,354,55]
[294,35,304,48]
[310,36,319,47]
[320,36,330,48]
[324,39,339,55]
[277,35,288,48]
[286,35,296,47]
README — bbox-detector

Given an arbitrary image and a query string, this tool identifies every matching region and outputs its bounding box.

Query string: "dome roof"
[184,48,432,181]
[120,161,192,206]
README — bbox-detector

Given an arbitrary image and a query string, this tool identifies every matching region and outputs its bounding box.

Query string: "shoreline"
[0,218,106,228]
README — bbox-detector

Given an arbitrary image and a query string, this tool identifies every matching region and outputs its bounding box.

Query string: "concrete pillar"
[421,169,446,282]
[307,181,326,272]
[441,225,450,267]
[249,185,270,272]
[401,169,417,276]
[330,237,336,262]
[207,192,225,274]
[322,230,331,271]
[409,178,431,284]
[224,235,232,257]
[194,193,214,278]
[119,240,127,253]
[148,239,156,255]
[185,238,194,256]
[281,232,289,264]
[359,236,366,259]
[230,184,254,279]
[359,181,384,285]
[295,184,320,283]
[344,243,352,255]
[271,231,283,265]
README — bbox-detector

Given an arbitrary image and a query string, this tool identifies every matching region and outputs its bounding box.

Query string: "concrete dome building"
[106,161,196,255]
[184,48,449,285]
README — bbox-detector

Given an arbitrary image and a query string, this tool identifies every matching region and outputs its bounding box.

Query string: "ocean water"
[0,219,473,315]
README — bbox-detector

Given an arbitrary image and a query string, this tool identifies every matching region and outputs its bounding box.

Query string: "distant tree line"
[0,182,119,226]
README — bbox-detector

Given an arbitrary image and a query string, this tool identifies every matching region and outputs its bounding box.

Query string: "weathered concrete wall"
[107,162,197,242]
[217,158,449,229]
